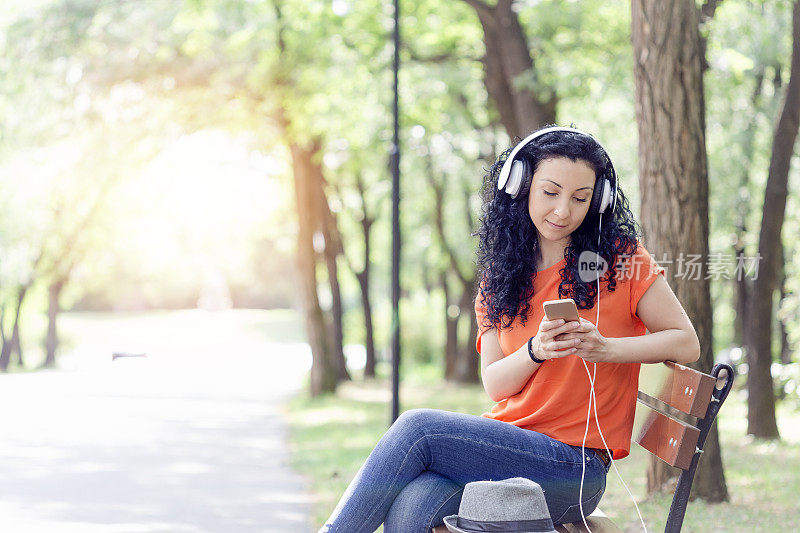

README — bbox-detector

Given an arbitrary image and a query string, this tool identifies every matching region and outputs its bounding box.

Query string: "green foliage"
[2,0,800,389]
[776,362,800,406]
[519,0,632,102]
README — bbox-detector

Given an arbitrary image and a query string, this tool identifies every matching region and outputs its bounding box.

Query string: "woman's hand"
[530,318,583,362]
[557,317,611,363]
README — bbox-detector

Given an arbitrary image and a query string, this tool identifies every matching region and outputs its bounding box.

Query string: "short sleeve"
[623,244,665,317]
[474,289,493,354]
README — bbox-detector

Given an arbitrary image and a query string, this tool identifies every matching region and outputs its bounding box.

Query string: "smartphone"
[543,298,580,323]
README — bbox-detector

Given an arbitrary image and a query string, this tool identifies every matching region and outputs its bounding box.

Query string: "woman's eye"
[543,191,557,197]
[574,197,588,203]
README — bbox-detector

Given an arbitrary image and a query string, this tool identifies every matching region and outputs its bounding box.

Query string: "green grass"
[287,372,800,532]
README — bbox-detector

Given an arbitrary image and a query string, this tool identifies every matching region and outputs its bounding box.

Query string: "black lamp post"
[390,0,401,423]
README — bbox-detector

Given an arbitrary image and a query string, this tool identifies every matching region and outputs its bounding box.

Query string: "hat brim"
[442,515,467,533]
[442,514,558,533]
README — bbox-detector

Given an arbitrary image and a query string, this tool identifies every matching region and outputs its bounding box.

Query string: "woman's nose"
[554,203,570,219]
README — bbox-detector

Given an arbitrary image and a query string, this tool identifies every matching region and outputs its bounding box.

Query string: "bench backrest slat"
[633,401,701,470]
[637,361,716,418]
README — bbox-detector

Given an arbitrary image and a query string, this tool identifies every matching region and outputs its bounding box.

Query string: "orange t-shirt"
[475,244,664,459]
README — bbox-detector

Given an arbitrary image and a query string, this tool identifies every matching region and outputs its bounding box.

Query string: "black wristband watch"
[527,336,546,364]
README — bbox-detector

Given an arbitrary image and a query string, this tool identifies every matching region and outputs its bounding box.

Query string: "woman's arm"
[480,319,581,402]
[561,275,701,364]
[479,330,536,402]
[614,274,700,364]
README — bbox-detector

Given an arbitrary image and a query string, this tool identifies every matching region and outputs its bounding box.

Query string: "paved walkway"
[0,313,313,532]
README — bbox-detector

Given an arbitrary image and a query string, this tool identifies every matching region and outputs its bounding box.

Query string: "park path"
[0,311,313,533]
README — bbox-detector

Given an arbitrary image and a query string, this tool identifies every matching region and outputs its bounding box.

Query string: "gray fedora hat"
[443,477,557,533]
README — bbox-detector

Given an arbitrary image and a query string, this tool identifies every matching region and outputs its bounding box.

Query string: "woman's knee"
[395,408,440,426]
[390,408,442,438]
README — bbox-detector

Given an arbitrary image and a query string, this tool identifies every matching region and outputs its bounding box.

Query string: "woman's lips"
[547,220,567,229]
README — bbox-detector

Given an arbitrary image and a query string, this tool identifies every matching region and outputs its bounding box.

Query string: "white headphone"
[496,126,618,216]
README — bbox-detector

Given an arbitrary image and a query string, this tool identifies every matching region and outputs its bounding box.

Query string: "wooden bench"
[111,352,148,361]
[432,361,734,533]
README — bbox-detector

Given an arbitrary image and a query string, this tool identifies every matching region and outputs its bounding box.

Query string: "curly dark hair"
[476,128,639,330]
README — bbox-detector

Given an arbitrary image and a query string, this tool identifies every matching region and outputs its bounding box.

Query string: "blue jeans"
[320,408,609,533]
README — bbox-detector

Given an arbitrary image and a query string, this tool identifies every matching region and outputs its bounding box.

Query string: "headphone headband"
[496,126,618,215]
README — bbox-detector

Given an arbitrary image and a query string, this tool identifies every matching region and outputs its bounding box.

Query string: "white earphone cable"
[577,212,648,533]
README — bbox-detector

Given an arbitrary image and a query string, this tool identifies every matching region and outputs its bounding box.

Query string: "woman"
[320,126,700,533]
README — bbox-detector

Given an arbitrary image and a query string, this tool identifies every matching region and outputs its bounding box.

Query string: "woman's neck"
[537,237,568,271]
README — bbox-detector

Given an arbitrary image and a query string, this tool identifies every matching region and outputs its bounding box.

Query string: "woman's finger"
[547,346,577,358]
[546,338,580,352]
[540,319,565,332]
[554,321,581,335]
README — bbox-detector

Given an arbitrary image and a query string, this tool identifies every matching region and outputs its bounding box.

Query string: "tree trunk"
[12,286,28,368]
[319,194,349,382]
[13,321,23,368]
[734,272,750,350]
[748,0,800,439]
[456,181,480,383]
[356,267,376,378]
[779,259,791,365]
[44,279,65,368]
[1,285,29,372]
[462,0,557,137]
[0,306,8,372]
[0,308,5,346]
[289,138,337,396]
[732,69,765,349]
[776,238,791,366]
[442,273,458,379]
[0,343,10,372]
[467,284,479,373]
[459,177,481,383]
[632,0,728,501]
[322,248,347,381]
[360,233,376,380]
[453,277,480,383]
[352,173,377,379]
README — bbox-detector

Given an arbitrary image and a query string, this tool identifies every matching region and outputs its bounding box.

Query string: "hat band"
[455,516,555,532]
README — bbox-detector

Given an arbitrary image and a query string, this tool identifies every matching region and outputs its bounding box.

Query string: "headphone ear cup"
[505,159,530,198]
[598,179,614,214]
[589,178,606,215]
[607,178,618,213]
[515,158,533,199]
